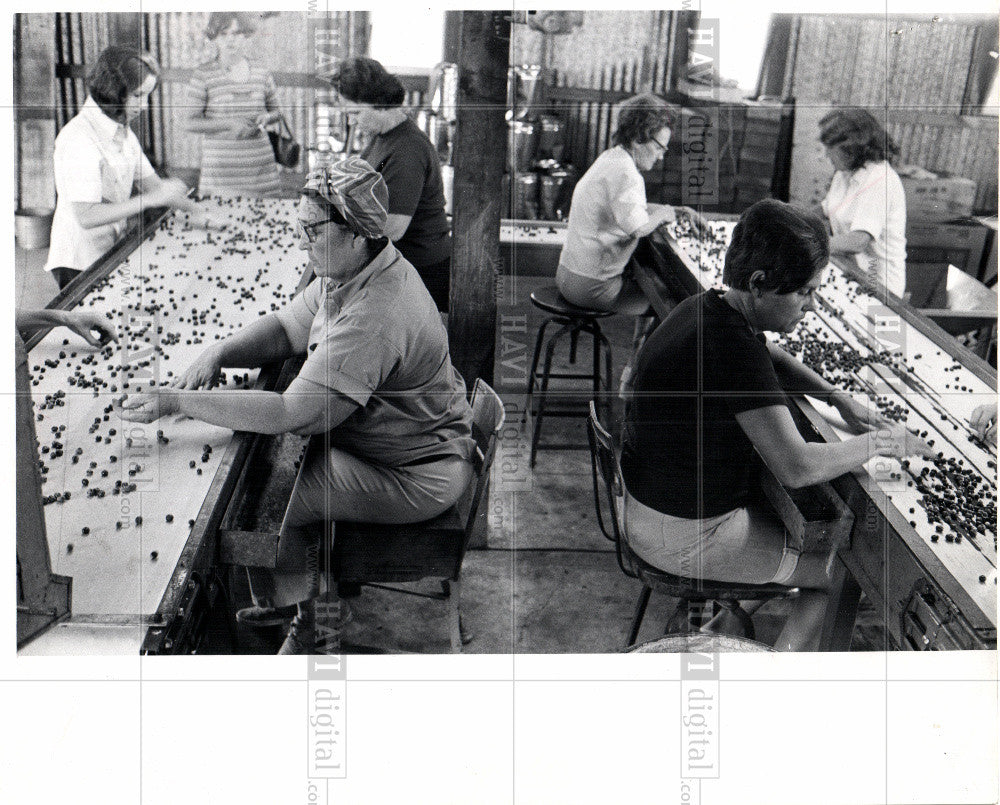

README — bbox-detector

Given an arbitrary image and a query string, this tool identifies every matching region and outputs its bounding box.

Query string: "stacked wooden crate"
[735,103,787,209]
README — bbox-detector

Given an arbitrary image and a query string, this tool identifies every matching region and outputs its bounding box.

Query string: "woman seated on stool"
[819,109,907,298]
[620,199,935,651]
[556,92,706,316]
[117,157,475,654]
[44,46,213,290]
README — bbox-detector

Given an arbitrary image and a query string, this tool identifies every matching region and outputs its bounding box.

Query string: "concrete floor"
[16,246,886,654]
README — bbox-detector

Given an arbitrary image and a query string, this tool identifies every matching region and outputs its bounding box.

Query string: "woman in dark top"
[329,57,452,311]
[621,199,935,650]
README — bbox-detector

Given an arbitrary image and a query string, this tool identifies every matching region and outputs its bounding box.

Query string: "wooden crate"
[759,463,855,554]
[906,219,990,277]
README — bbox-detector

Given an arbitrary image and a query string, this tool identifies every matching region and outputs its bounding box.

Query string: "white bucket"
[15,208,54,250]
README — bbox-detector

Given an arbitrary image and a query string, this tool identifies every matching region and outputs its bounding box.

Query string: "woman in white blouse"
[556,93,705,314]
[45,47,210,289]
[819,109,907,298]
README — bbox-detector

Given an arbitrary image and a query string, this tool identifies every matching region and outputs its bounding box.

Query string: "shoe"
[278,615,315,655]
[236,603,298,628]
[313,597,353,630]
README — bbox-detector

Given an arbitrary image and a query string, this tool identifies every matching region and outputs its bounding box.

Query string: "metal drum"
[537,115,564,162]
[513,172,539,220]
[539,167,574,221]
[510,119,539,172]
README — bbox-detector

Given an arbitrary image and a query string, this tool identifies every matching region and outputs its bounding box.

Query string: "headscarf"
[303,156,390,239]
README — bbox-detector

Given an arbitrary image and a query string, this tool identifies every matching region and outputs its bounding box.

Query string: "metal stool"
[526,285,614,467]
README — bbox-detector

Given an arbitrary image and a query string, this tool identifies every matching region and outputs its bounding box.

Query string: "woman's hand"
[226,116,259,139]
[255,111,281,127]
[831,390,887,434]
[147,177,192,209]
[675,206,710,237]
[171,347,223,390]
[970,403,997,444]
[872,424,937,461]
[61,310,118,347]
[650,204,677,229]
[115,388,179,424]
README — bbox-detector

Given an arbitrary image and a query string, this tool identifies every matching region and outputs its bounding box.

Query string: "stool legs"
[524,318,552,425]
[527,314,614,467]
[530,322,569,467]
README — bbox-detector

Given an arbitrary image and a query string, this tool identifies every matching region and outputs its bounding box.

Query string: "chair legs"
[442,579,471,654]
[626,585,652,649]
[627,592,758,647]
[718,600,756,640]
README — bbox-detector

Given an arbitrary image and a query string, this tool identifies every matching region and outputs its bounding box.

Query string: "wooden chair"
[330,379,505,653]
[587,402,797,648]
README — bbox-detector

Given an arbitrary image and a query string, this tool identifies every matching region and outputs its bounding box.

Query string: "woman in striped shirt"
[185,13,283,197]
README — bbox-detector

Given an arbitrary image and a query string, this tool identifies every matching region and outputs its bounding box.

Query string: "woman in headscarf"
[118,157,475,654]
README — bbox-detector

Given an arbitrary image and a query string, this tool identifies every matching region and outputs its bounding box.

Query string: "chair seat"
[332,500,469,584]
[631,550,794,600]
[529,285,615,319]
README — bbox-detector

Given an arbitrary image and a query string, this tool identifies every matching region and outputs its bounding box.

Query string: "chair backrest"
[462,378,506,544]
[587,401,639,579]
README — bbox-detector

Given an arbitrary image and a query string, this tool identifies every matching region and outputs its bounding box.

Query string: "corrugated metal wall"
[783,14,998,214]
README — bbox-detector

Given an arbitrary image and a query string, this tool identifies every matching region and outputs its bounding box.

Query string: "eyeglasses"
[297,218,339,243]
[649,135,669,152]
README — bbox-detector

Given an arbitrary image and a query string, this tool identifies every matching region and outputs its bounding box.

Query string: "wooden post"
[447,11,508,386]
[443,11,462,64]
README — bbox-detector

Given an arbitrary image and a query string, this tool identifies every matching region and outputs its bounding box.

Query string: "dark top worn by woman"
[362,117,451,269]
[621,289,791,519]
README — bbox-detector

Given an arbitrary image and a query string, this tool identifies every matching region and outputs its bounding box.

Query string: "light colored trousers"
[248,439,473,607]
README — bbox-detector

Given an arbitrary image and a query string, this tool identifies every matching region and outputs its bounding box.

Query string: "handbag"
[265,115,301,169]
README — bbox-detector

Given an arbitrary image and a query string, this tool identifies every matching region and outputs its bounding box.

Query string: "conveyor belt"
[19,197,310,654]
[640,219,997,647]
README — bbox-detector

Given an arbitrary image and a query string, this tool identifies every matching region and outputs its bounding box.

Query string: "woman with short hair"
[185,12,284,197]
[44,46,208,289]
[819,109,907,297]
[329,57,452,310]
[621,199,934,650]
[556,92,705,315]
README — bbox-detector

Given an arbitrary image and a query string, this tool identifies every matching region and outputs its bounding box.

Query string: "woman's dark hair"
[818,109,899,171]
[611,93,676,148]
[328,57,406,109]
[205,12,257,40]
[723,199,829,294]
[299,187,389,254]
[87,47,159,124]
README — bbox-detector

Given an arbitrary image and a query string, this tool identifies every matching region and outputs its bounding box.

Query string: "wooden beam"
[447,11,508,386]
[443,11,462,64]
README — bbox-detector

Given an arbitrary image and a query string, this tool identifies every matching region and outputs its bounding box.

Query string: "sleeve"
[713,332,788,416]
[610,164,650,235]
[134,142,158,185]
[274,278,324,345]
[295,312,401,407]
[264,73,279,112]
[186,69,209,118]
[846,169,889,239]
[53,133,103,203]
[375,138,425,218]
